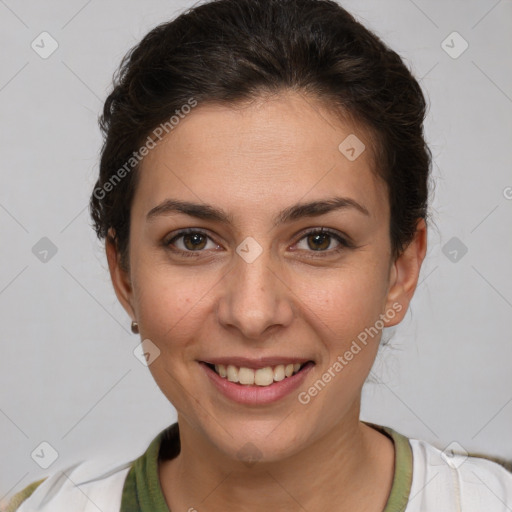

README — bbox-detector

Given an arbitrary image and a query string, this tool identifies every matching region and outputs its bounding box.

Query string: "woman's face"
[108,91,425,462]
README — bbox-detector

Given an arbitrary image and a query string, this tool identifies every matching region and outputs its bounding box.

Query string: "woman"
[6,0,511,510]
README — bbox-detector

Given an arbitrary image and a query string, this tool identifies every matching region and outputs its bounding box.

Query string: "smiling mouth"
[202,361,314,387]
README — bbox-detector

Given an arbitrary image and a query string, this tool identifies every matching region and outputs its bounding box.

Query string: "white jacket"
[8,423,512,511]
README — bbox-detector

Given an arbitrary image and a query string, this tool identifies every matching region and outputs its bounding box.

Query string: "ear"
[383,218,427,327]
[105,228,136,322]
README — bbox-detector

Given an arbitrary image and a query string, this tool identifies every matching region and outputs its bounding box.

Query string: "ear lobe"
[105,228,136,322]
[384,218,427,326]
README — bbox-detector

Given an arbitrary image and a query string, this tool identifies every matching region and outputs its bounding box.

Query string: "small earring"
[131,321,139,334]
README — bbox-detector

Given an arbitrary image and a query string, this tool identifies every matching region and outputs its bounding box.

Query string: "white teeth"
[238,367,255,385]
[215,364,227,378]
[211,362,307,386]
[255,367,274,386]
[273,365,285,382]
[226,364,238,383]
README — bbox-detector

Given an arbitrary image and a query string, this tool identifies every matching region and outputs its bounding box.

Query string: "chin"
[203,417,312,465]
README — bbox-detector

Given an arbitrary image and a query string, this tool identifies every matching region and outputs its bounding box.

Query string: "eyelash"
[163,228,353,259]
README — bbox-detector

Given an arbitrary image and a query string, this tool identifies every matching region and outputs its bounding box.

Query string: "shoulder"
[3,479,46,512]
[407,436,512,511]
[3,426,174,512]
[4,456,134,512]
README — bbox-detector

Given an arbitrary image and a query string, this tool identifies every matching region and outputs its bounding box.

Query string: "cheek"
[132,267,215,351]
[296,262,388,339]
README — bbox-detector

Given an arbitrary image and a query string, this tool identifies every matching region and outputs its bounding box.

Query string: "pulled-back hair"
[89,0,432,272]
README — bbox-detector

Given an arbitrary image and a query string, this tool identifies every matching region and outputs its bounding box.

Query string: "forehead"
[133,91,388,224]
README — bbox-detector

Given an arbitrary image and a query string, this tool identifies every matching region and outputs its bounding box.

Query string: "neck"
[159,404,395,512]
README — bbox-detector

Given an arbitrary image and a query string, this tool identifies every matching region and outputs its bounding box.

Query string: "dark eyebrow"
[146,196,370,227]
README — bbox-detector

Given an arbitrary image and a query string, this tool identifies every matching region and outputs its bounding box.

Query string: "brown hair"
[89,0,432,272]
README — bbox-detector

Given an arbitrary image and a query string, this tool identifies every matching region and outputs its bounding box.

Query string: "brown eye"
[294,228,351,256]
[165,229,219,256]
[182,232,207,251]
[306,232,331,251]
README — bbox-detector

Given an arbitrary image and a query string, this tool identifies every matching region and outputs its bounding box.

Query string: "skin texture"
[106,91,427,511]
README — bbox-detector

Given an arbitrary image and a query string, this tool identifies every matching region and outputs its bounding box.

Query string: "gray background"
[1,0,511,503]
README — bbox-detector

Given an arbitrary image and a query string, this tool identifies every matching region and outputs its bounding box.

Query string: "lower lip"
[199,361,315,405]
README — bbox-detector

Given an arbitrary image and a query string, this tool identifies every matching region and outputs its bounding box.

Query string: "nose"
[217,243,294,341]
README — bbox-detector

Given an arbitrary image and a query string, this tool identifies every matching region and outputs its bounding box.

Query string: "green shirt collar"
[121,421,413,512]
[363,420,414,512]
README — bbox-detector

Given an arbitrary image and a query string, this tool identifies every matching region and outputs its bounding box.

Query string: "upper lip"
[200,357,313,369]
